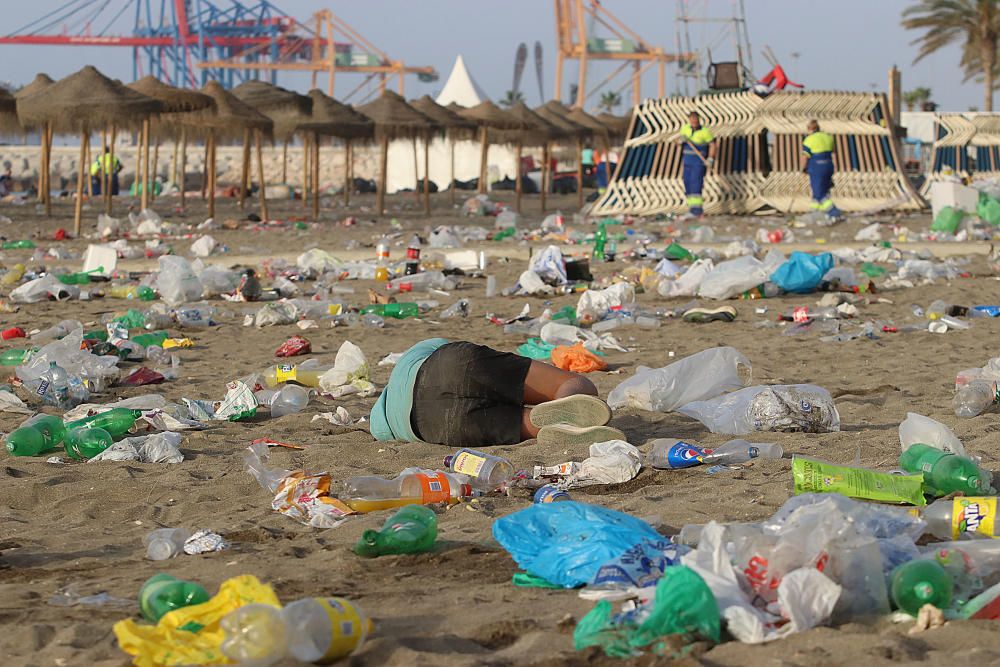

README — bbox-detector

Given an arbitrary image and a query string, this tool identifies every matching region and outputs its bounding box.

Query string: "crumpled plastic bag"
[567,441,642,487]
[156,256,203,307]
[189,235,217,257]
[529,245,568,285]
[657,258,715,298]
[573,566,721,658]
[113,575,280,667]
[576,283,635,322]
[608,346,751,412]
[725,568,841,643]
[318,341,374,396]
[899,412,966,458]
[699,255,775,300]
[10,274,77,303]
[296,248,341,277]
[196,263,239,296]
[516,270,553,295]
[540,322,592,348]
[89,432,184,464]
[492,501,665,588]
[254,301,299,327]
[551,343,607,373]
[0,391,31,414]
[678,384,840,434]
[769,252,834,294]
[429,225,461,248]
[496,209,520,229]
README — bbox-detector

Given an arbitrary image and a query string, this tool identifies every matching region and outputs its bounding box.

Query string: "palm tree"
[599,91,622,113]
[902,87,933,111]
[499,90,525,108]
[902,0,1000,111]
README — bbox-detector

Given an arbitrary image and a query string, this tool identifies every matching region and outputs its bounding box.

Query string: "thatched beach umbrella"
[127,76,212,212]
[492,102,552,213]
[300,90,372,210]
[533,103,586,213]
[17,66,162,234]
[16,74,56,215]
[409,95,473,214]
[232,81,311,218]
[164,81,271,221]
[356,90,433,215]
[596,112,629,145]
[457,101,525,195]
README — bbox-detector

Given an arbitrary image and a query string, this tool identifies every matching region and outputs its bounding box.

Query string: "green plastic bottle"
[1,240,36,250]
[65,408,142,439]
[139,574,211,623]
[360,303,419,319]
[64,427,113,460]
[592,222,607,261]
[112,308,148,330]
[354,505,438,558]
[0,348,34,366]
[890,560,953,616]
[57,267,103,285]
[83,330,109,341]
[131,331,169,348]
[551,305,577,325]
[899,443,990,497]
[492,227,516,241]
[665,241,696,261]
[5,414,67,456]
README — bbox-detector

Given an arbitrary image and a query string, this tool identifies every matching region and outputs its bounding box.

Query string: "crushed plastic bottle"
[144,528,192,561]
[138,574,210,623]
[354,505,438,557]
[269,385,310,417]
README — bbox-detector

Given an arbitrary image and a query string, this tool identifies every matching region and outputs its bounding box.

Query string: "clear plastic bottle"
[444,449,515,492]
[919,497,1000,540]
[440,299,470,319]
[954,380,998,417]
[263,364,328,388]
[485,275,498,298]
[342,471,472,513]
[361,313,385,328]
[32,319,81,343]
[45,362,71,408]
[269,385,310,417]
[144,527,192,561]
[702,440,783,465]
[375,235,390,266]
[221,597,370,666]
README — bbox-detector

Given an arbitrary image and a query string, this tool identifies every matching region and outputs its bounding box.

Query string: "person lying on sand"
[370,339,624,447]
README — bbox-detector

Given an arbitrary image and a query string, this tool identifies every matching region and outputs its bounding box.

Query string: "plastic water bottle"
[354,505,438,557]
[954,380,998,417]
[486,275,497,298]
[444,448,515,492]
[702,440,783,465]
[375,235,390,266]
[64,426,113,460]
[144,528,192,561]
[139,574,210,623]
[221,597,370,666]
[919,497,1000,540]
[32,319,80,342]
[890,560,953,616]
[899,443,991,496]
[440,299,470,319]
[5,413,67,456]
[342,471,471,513]
[269,385,309,417]
[263,364,327,388]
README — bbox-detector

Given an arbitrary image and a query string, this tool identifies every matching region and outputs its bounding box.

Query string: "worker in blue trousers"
[800,119,842,220]
[678,111,717,219]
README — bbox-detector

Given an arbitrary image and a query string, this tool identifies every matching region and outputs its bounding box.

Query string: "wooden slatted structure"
[594,90,924,217]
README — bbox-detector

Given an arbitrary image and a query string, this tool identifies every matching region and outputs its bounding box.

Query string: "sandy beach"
[0,187,998,667]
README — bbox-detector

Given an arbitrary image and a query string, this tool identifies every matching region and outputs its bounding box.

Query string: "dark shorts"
[411,341,532,447]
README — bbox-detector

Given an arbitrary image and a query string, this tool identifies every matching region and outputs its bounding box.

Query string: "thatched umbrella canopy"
[163,80,272,220]
[17,66,163,232]
[297,90,372,211]
[356,90,434,214]
[596,112,630,144]
[15,74,55,103]
[15,74,56,212]
[410,96,475,208]
[457,101,526,194]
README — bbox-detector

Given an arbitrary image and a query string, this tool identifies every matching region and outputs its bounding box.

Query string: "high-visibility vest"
[90,154,121,176]
[802,131,834,156]
[680,123,714,157]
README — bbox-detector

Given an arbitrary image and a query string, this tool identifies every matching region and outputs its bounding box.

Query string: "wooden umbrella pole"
[282,140,288,183]
[541,142,549,213]
[576,136,584,210]
[515,142,523,213]
[256,129,268,222]
[423,132,431,216]
[100,127,108,199]
[449,138,456,206]
[151,132,160,202]
[85,133,93,198]
[343,138,352,206]
[301,134,310,209]
[208,133,216,219]
[74,131,88,236]
[201,138,209,199]
[43,123,53,217]
[478,125,488,194]
[179,127,187,209]
[140,119,150,211]
[376,135,388,215]
[312,132,320,221]
[239,128,250,209]
[36,128,47,203]
[170,136,179,189]
[107,124,117,215]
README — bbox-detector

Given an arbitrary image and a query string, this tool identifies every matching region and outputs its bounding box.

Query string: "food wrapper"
[275,335,311,357]
[272,471,355,528]
[215,381,258,421]
[183,529,228,555]
[113,575,280,667]
[534,462,582,478]
[162,337,194,350]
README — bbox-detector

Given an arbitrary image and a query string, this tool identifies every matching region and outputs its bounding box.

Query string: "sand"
[0,187,999,667]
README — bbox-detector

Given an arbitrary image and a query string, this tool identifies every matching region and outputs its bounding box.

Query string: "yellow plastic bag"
[551,342,608,373]
[114,575,280,667]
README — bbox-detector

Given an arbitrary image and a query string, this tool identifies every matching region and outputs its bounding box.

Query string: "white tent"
[385,55,517,194]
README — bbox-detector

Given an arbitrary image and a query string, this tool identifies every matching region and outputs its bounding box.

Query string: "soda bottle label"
[328,304,343,316]
[792,307,809,323]
[275,364,296,383]
[314,597,367,661]
[951,497,997,539]
[452,452,486,477]
[534,485,570,503]
[663,442,706,469]
[413,472,451,504]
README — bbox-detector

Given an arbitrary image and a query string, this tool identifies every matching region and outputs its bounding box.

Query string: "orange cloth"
[550,343,607,373]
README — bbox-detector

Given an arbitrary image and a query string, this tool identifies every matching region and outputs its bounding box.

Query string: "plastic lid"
[443,455,453,468]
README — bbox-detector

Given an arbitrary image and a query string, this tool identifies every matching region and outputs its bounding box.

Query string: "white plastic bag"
[658,258,715,298]
[318,341,371,394]
[698,253,784,300]
[898,412,966,457]
[296,248,341,276]
[576,283,635,322]
[156,256,203,307]
[11,275,76,303]
[678,384,840,434]
[529,245,567,285]
[189,234,217,257]
[608,346,751,412]
[516,270,553,295]
[540,322,589,347]
[495,209,520,229]
[565,441,642,487]
[429,225,461,248]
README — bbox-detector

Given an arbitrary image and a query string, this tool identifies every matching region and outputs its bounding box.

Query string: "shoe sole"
[530,394,612,428]
[536,424,626,448]
[683,307,736,323]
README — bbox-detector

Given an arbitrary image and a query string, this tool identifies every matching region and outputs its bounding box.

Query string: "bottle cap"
[460,483,473,498]
[443,455,453,468]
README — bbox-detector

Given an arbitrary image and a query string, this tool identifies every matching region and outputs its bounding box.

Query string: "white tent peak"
[435,55,489,108]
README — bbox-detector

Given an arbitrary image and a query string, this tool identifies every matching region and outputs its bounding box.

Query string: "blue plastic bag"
[492,502,666,588]
[769,251,834,294]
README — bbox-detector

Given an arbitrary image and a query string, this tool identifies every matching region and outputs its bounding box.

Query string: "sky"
[0,0,983,112]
